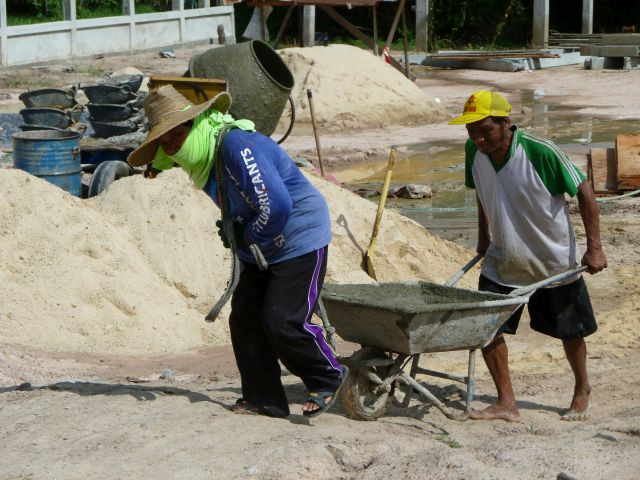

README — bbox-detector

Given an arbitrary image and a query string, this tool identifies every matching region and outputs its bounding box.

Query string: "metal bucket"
[188,40,294,136]
[12,130,81,196]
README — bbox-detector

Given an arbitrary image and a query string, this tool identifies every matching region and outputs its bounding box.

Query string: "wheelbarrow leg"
[315,298,337,351]
[399,372,468,421]
[393,354,420,408]
[466,349,477,414]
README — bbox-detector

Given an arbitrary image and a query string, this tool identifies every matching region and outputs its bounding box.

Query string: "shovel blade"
[365,251,377,280]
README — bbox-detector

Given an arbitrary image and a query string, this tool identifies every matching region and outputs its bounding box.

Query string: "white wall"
[0,2,235,67]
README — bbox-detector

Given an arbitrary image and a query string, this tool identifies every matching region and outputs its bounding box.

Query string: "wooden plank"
[616,134,640,190]
[601,33,640,45]
[147,76,227,105]
[588,148,618,194]
[580,44,640,56]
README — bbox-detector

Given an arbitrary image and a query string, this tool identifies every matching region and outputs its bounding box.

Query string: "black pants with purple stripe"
[229,246,343,417]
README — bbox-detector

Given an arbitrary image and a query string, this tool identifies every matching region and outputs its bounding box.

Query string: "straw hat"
[127,85,231,167]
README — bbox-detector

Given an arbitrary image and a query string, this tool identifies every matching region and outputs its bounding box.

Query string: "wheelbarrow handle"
[444,253,484,287]
[509,266,588,298]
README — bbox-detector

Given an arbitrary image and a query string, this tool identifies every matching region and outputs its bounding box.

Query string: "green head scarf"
[152,109,254,189]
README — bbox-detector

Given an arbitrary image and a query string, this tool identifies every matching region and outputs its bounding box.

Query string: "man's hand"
[216,220,246,249]
[144,164,161,179]
[581,247,607,274]
[576,180,607,275]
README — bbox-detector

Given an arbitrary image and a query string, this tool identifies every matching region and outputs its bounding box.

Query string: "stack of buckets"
[12,129,82,197]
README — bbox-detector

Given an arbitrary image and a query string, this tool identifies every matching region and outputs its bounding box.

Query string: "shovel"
[364,145,397,280]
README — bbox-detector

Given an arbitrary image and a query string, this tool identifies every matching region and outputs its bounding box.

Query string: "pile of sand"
[0,167,474,355]
[276,45,447,131]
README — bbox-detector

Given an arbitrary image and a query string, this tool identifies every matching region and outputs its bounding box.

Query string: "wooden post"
[307,89,326,177]
[415,0,429,52]
[532,0,549,48]
[384,0,405,49]
[372,4,378,55]
[259,6,266,41]
[302,5,315,47]
[582,0,593,34]
[273,5,295,50]
[401,2,410,79]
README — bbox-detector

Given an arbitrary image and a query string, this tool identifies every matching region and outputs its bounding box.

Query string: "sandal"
[303,366,349,418]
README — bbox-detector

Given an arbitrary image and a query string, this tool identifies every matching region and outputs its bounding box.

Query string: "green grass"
[436,434,462,448]
[7,3,168,25]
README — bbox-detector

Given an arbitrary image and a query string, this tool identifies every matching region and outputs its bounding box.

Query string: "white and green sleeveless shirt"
[465,126,585,287]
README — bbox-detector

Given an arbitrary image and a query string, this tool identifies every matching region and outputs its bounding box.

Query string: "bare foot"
[561,389,591,421]
[470,403,521,423]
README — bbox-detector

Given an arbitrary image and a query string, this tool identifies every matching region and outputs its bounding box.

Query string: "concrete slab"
[408,48,587,72]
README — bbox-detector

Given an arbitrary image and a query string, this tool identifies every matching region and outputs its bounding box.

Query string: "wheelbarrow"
[319,256,586,421]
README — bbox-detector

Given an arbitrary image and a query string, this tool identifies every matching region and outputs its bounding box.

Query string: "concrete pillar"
[302,5,315,47]
[415,0,429,52]
[62,0,72,20]
[1,0,7,67]
[532,0,549,48]
[173,0,186,43]
[582,0,593,34]
[124,0,136,52]
[62,0,77,57]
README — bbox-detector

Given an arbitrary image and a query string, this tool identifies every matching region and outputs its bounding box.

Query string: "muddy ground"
[1,45,639,480]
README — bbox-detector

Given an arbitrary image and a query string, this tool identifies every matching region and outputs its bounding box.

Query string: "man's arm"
[476,194,490,255]
[576,180,607,274]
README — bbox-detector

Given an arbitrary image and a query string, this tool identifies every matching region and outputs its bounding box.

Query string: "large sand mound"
[0,167,474,355]
[277,44,447,130]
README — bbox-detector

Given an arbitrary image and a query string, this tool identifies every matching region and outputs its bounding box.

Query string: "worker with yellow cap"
[449,91,607,423]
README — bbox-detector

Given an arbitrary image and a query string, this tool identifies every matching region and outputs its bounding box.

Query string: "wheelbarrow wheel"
[87,160,135,198]
[339,348,393,421]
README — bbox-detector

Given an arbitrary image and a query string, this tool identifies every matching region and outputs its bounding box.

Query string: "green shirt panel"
[464,139,478,189]
[518,131,584,197]
[463,127,585,197]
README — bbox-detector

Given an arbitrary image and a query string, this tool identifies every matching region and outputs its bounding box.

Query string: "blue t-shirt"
[205,128,331,264]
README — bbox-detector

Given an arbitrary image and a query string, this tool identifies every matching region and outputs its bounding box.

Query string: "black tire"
[87,160,134,198]
[339,348,393,421]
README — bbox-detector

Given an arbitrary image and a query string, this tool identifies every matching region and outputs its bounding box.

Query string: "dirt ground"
[1,45,640,480]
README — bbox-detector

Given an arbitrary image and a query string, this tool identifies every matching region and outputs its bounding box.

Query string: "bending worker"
[127,85,347,418]
[449,91,607,422]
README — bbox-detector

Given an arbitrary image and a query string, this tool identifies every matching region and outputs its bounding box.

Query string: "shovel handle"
[509,266,587,298]
[368,146,397,246]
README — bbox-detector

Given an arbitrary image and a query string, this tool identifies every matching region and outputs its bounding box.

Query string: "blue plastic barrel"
[12,130,81,196]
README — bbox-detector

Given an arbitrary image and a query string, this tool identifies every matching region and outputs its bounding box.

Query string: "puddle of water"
[334,111,640,245]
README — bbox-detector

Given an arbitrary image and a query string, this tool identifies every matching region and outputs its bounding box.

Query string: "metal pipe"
[466,349,476,413]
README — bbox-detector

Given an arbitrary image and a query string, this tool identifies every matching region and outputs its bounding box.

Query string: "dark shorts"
[479,274,597,339]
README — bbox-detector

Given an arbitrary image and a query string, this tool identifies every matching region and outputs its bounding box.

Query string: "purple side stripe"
[303,247,342,373]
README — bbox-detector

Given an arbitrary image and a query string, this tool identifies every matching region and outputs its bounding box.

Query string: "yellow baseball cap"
[448,90,512,125]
